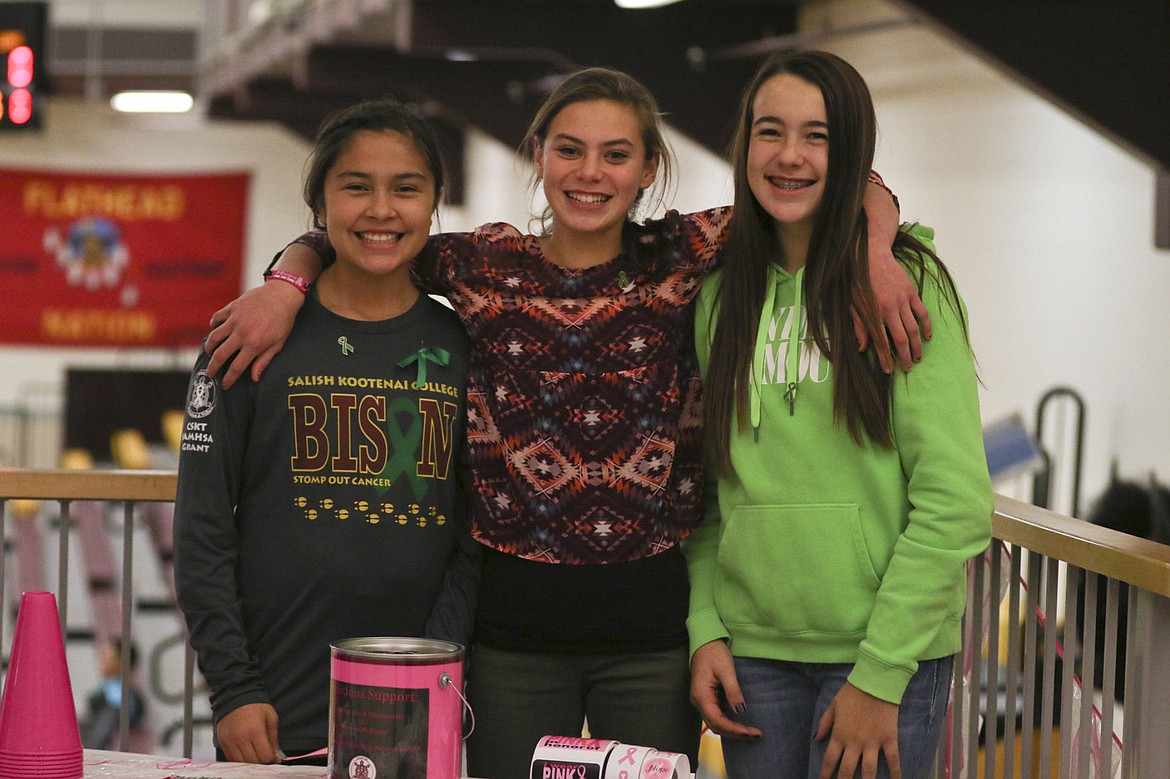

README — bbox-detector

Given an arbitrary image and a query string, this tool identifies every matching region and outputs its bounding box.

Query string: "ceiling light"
[615,0,684,7]
[110,91,194,113]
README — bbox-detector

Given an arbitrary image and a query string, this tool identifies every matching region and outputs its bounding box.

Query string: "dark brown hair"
[704,49,965,475]
[303,98,446,230]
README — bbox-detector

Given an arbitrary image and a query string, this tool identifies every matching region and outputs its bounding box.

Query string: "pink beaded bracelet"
[263,268,310,293]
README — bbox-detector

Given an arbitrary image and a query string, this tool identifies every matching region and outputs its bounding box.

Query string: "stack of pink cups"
[0,591,84,779]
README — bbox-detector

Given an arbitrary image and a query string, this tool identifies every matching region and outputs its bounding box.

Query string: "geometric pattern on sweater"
[425,209,730,564]
[302,207,730,564]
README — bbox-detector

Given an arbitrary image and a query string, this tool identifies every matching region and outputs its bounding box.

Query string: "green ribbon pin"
[397,346,450,388]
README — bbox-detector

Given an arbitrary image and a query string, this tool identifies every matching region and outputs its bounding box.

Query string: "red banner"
[0,167,249,347]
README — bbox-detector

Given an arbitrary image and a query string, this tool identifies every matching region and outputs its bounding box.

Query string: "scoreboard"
[0,2,46,130]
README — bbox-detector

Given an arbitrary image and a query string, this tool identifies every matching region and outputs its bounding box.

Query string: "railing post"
[184,639,195,759]
[0,499,6,652]
[118,501,136,751]
[56,499,71,632]
[1123,589,1170,777]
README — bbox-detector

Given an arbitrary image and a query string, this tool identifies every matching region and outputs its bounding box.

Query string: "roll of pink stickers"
[530,736,692,779]
[638,750,690,779]
[530,736,619,779]
[603,744,654,779]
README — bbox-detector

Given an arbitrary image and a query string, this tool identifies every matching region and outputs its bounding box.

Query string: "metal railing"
[0,469,194,756]
[937,495,1170,779]
[2,470,1169,775]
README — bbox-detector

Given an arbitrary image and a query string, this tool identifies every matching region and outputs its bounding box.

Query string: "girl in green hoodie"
[686,50,993,779]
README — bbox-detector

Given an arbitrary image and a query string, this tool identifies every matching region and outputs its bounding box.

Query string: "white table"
[82,749,689,778]
[82,750,496,778]
[83,750,325,778]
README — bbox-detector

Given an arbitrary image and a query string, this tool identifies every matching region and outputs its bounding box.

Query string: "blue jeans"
[721,655,953,779]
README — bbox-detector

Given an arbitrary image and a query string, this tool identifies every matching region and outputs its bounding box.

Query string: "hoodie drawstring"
[751,264,804,442]
[785,266,805,417]
[750,265,776,441]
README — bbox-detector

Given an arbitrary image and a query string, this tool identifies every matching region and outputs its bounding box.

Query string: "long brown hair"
[704,49,965,475]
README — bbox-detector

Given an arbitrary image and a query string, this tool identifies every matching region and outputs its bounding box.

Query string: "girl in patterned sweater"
[201,67,925,779]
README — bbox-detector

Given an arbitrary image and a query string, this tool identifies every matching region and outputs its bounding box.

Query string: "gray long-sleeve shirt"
[175,290,479,753]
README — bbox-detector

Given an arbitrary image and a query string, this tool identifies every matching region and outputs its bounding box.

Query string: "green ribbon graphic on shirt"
[397,346,450,388]
[374,347,451,498]
[377,396,424,498]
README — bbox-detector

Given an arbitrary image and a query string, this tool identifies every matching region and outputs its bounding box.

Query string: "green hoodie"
[685,224,992,704]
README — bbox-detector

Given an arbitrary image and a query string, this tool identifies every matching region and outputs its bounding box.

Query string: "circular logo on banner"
[348,755,376,779]
[46,217,130,291]
[186,370,217,419]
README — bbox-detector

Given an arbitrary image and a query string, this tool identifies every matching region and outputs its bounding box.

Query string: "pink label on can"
[329,654,463,779]
[332,656,461,687]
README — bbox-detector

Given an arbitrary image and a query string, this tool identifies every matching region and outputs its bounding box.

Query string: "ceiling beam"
[305,46,558,150]
[897,0,1170,171]
[206,76,467,204]
[403,0,798,153]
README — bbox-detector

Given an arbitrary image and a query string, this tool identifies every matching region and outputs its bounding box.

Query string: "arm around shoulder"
[859,182,932,373]
[204,238,327,388]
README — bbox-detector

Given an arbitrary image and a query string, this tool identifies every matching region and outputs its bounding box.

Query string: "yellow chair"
[8,497,39,519]
[110,429,150,470]
[60,448,94,470]
[161,409,184,454]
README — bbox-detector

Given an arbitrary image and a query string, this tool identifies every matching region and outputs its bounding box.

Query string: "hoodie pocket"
[715,503,881,637]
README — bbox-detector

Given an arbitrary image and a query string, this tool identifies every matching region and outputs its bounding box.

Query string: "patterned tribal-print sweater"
[296,207,730,565]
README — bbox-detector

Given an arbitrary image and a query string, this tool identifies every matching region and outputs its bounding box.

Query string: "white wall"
[2,0,1167,515]
[804,0,1170,513]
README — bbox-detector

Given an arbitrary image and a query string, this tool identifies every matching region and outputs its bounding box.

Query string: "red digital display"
[8,87,32,124]
[8,45,33,88]
[0,3,46,130]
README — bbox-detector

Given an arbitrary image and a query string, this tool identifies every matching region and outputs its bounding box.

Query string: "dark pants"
[465,644,701,779]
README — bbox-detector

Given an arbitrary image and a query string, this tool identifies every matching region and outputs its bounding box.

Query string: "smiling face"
[746,73,829,239]
[321,129,436,282]
[534,98,659,250]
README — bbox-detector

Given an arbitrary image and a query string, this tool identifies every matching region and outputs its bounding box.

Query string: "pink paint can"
[329,637,467,779]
